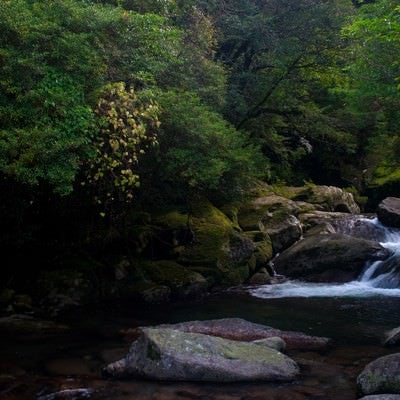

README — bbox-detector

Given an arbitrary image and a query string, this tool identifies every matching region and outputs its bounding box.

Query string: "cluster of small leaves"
[87,83,160,207]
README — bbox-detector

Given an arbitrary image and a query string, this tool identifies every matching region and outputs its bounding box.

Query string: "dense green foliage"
[0,0,399,259]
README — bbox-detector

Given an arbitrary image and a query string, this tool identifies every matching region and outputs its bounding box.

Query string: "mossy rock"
[140,260,207,289]
[292,185,360,214]
[237,195,299,232]
[253,241,274,268]
[153,200,258,286]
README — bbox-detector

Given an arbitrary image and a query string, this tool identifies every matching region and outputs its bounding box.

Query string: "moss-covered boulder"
[238,195,303,253]
[243,231,273,270]
[358,354,400,395]
[105,327,299,382]
[155,200,255,285]
[139,260,208,299]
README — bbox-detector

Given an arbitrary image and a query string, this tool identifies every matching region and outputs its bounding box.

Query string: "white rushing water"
[251,218,400,299]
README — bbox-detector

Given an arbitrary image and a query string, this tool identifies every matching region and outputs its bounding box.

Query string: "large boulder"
[377,197,400,228]
[357,353,400,395]
[238,195,303,253]
[105,327,299,382]
[293,185,360,214]
[274,234,391,282]
[155,200,255,285]
[122,318,331,351]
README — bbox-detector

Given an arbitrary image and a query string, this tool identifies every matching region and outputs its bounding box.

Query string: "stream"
[1,217,400,400]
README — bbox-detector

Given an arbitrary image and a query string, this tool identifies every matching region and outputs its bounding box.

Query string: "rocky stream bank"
[2,185,400,399]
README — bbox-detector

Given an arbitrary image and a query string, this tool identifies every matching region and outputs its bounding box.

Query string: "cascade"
[250,217,400,299]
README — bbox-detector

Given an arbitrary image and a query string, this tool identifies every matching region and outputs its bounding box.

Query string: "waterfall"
[358,218,400,288]
[250,217,400,299]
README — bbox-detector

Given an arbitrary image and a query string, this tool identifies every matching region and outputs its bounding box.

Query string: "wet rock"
[37,388,94,400]
[300,211,353,232]
[134,318,330,351]
[253,337,286,352]
[359,396,400,400]
[0,315,69,338]
[274,234,391,283]
[357,353,400,395]
[377,197,400,228]
[384,327,400,347]
[105,327,299,382]
[266,214,303,254]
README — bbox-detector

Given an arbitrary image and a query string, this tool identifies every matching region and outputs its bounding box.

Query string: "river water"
[2,217,400,400]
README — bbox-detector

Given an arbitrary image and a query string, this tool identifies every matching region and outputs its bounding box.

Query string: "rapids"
[251,217,400,299]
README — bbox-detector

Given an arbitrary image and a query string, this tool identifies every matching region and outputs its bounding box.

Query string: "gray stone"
[105,328,299,382]
[359,396,400,400]
[266,214,303,254]
[294,185,360,214]
[37,389,94,400]
[357,353,400,395]
[377,197,400,228]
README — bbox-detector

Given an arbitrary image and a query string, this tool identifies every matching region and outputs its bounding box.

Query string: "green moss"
[254,241,273,266]
[270,185,310,200]
[155,210,188,230]
[179,199,234,268]
[140,260,206,288]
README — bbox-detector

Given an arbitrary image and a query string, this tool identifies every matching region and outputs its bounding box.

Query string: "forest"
[1,0,399,255]
[1,1,400,399]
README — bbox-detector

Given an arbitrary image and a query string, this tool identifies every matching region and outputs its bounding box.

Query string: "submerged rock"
[37,389,94,400]
[0,315,69,338]
[105,327,299,382]
[357,353,400,395]
[377,197,400,228]
[359,396,400,400]
[274,234,391,283]
[123,318,330,351]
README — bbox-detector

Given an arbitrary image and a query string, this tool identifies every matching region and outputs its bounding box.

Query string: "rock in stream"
[105,327,299,382]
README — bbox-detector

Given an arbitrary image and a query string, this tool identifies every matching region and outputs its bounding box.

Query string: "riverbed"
[2,290,400,400]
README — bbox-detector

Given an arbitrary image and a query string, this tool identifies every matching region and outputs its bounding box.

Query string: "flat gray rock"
[123,318,330,351]
[105,327,299,382]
